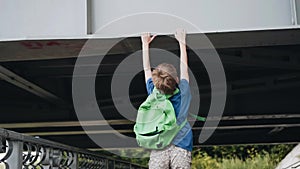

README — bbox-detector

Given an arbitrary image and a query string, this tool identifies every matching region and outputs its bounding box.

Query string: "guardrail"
[0,128,147,169]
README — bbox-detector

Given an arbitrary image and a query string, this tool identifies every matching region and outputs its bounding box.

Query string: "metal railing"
[0,128,147,169]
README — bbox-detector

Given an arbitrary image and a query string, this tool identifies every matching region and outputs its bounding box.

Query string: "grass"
[192,153,276,169]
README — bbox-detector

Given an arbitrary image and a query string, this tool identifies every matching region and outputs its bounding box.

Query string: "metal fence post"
[69,152,78,169]
[0,137,5,153]
[6,140,23,169]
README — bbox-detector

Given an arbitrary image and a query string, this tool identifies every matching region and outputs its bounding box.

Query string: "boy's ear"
[176,77,179,84]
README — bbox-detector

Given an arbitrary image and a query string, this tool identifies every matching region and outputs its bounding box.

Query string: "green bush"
[220,155,276,169]
[198,144,295,162]
[191,144,295,169]
[269,144,294,164]
[192,154,276,169]
[103,144,295,168]
[192,151,220,169]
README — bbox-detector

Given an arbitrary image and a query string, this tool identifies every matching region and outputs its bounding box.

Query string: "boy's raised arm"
[141,33,156,83]
[175,29,189,82]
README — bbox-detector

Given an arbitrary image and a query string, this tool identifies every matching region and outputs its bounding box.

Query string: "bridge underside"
[0,28,300,150]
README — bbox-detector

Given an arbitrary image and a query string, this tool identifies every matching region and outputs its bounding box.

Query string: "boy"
[141,29,192,169]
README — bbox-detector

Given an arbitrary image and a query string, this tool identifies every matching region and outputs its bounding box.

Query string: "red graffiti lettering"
[21,42,43,49]
[46,41,61,46]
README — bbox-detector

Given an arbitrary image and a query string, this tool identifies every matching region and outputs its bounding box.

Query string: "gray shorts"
[149,144,192,169]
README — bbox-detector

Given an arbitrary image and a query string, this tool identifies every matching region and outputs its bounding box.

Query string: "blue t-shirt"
[146,78,193,151]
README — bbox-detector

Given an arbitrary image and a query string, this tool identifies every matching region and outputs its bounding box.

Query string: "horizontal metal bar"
[90,143,300,151]
[0,119,133,129]
[21,123,300,136]
[26,129,132,136]
[219,114,300,120]
[0,128,115,159]
[88,147,145,151]
[193,123,300,130]
[193,142,299,148]
[1,114,299,129]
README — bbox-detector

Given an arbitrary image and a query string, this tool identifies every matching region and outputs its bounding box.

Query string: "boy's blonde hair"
[152,63,178,95]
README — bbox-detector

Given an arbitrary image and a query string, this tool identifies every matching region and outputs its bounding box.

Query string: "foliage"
[219,154,276,169]
[98,149,149,167]
[191,151,220,169]
[119,149,150,166]
[97,144,295,168]
[268,144,295,164]
[191,144,295,169]
[199,144,295,162]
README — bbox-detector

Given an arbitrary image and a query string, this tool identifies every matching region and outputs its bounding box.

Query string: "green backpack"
[133,87,187,149]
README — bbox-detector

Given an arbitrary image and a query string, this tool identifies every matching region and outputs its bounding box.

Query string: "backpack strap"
[165,88,179,99]
[153,87,180,100]
[189,113,206,122]
[179,118,188,128]
[153,87,206,122]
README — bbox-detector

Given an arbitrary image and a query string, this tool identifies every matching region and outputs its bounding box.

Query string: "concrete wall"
[0,0,299,40]
[90,0,295,37]
[0,0,87,40]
